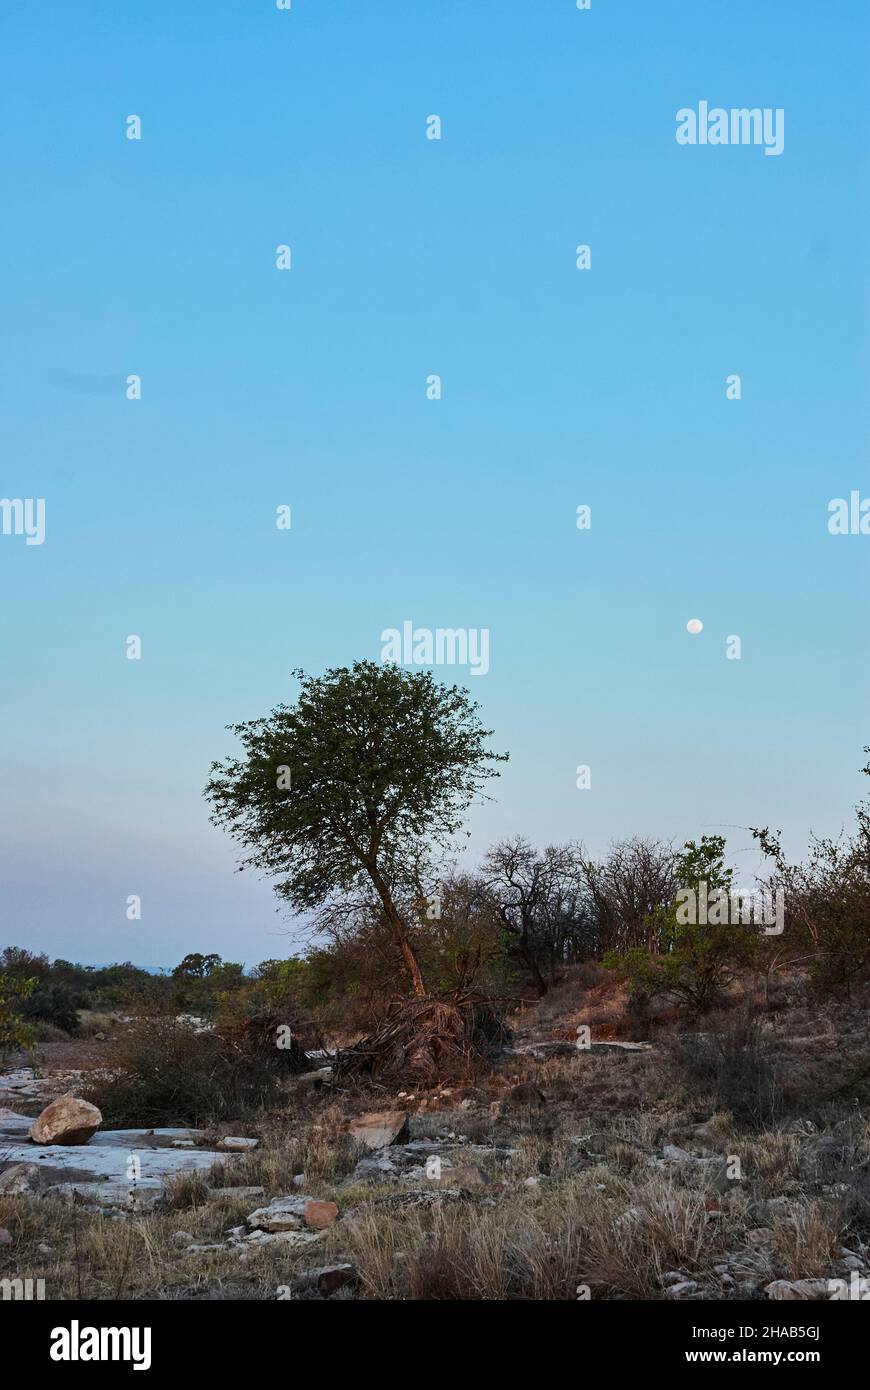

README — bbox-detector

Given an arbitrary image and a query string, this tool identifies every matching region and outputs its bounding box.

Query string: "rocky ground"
[2,978,869,1301]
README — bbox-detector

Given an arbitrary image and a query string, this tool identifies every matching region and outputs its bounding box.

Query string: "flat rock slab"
[507,1040,653,1057]
[348,1138,514,1185]
[76,1128,206,1150]
[0,1110,35,1135]
[347,1110,409,1150]
[45,1180,167,1209]
[0,1110,205,1148]
[0,1139,230,1184]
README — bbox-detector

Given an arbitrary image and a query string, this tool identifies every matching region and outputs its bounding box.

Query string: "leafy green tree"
[0,972,38,1057]
[172,953,223,979]
[22,982,81,1034]
[205,660,506,997]
[751,754,870,992]
[606,836,758,1015]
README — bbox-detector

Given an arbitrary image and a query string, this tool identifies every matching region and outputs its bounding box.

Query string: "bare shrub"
[82,1016,308,1127]
[669,1007,781,1129]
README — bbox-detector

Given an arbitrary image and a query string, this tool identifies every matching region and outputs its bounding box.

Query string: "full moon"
[686,618,703,635]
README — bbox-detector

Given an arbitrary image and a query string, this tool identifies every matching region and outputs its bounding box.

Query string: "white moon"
[686,618,703,635]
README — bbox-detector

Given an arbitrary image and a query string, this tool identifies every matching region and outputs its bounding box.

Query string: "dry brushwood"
[334,995,509,1088]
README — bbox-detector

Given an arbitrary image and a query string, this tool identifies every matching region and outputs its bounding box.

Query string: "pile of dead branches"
[334,994,510,1088]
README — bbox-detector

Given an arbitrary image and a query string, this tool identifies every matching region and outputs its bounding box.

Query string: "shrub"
[21,982,81,1034]
[82,1015,309,1127]
[669,1007,781,1129]
[0,972,38,1058]
[605,836,760,1016]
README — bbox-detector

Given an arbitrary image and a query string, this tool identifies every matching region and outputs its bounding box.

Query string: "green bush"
[0,972,38,1057]
[605,836,760,1016]
[22,982,81,1034]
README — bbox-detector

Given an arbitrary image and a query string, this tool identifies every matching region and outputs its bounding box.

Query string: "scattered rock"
[666,1280,701,1299]
[662,1144,696,1164]
[30,1094,102,1146]
[348,1110,409,1150]
[303,1199,339,1230]
[799,1137,852,1184]
[0,1162,42,1194]
[246,1194,339,1233]
[765,1279,832,1301]
[217,1137,259,1153]
[426,1164,489,1190]
[313,1264,359,1298]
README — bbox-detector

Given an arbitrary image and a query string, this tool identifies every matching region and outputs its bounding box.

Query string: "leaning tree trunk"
[368,864,427,997]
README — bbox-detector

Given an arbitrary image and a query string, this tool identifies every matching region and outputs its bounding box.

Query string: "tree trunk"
[369,864,427,997]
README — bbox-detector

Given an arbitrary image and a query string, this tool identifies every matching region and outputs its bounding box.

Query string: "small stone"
[0,1229,12,1246]
[348,1111,409,1150]
[304,1199,338,1230]
[765,1279,832,1301]
[0,1162,42,1194]
[314,1264,358,1297]
[666,1280,700,1298]
[662,1144,695,1163]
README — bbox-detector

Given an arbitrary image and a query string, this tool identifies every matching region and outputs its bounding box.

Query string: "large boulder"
[347,1110,409,1150]
[29,1094,102,1146]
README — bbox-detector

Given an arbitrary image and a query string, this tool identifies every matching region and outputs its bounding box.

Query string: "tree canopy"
[205,660,507,995]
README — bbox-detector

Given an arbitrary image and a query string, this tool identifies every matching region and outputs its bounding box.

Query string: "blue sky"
[1,0,867,967]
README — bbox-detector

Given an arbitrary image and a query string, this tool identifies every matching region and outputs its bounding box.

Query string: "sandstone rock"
[304,1199,338,1230]
[30,1094,102,1146]
[348,1110,409,1150]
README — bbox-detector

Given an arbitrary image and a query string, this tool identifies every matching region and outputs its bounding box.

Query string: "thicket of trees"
[4,665,869,1053]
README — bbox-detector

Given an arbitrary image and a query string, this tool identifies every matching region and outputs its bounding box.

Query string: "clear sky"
[2,0,867,967]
